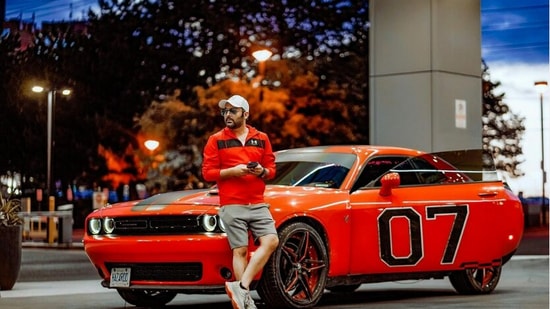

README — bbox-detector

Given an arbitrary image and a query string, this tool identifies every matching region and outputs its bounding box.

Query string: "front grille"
[114,215,203,235]
[106,262,202,282]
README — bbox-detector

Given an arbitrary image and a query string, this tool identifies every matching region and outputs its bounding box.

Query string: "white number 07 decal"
[377,205,469,266]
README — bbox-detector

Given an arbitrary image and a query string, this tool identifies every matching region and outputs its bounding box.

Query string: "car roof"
[275,145,425,160]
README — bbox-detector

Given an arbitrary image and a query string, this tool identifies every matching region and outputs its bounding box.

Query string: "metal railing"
[19,197,73,245]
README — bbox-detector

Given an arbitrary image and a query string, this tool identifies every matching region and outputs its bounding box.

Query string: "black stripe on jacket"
[217,138,265,149]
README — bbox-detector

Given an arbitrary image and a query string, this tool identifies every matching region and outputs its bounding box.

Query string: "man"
[202,94,279,309]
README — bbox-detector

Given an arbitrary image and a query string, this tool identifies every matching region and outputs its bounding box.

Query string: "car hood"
[90,185,345,218]
[90,189,218,217]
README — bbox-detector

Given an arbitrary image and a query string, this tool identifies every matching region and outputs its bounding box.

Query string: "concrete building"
[369,0,481,152]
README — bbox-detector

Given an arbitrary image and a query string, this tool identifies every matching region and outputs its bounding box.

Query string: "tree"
[1,0,369,193]
[482,60,525,178]
[87,0,368,98]
[134,54,368,190]
[0,28,57,188]
[84,0,370,189]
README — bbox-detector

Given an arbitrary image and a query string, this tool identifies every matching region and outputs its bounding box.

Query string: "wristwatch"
[258,168,266,178]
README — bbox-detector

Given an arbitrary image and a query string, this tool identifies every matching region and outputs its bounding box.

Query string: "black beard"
[225,115,244,129]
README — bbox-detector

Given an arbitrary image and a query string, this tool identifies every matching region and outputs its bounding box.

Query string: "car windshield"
[266,152,356,188]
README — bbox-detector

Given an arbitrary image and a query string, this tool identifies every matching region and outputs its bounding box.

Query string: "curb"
[22,241,84,250]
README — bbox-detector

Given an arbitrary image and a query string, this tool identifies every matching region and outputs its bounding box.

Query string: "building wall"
[369,0,482,152]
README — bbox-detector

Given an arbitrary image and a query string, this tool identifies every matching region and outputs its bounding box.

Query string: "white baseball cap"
[218,95,249,112]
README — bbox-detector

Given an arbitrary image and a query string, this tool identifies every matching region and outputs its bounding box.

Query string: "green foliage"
[88,0,368,98]
[1,0,369,191]
[0,31,45,176]
[135,53,369,189]
[0,192,22,226]
[481,61,526,177]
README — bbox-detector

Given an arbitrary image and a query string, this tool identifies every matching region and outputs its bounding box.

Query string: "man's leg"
[227,245,256,309]
[232,246,248,280]
[240,233,279,289]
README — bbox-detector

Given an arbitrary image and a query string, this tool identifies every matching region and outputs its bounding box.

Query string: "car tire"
[257,222,329,309]
[116,289,177,307]
[449,264,502,294]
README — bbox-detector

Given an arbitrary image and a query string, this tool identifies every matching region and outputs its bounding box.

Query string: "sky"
[4,0,550,196]
[481,0,549,197]
[5,0,97,24]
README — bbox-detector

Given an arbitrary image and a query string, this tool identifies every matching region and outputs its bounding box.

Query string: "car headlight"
[89,218,102,235]
[201,214,218,232]
[104,217,115,234]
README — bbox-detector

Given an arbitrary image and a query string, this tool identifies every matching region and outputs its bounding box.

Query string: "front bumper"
[84,233,234,289]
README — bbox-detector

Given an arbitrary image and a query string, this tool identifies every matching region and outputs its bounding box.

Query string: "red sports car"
[83,145,523,308]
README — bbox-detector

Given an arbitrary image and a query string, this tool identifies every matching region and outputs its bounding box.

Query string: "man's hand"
[247,163,263,176]
[236,164,253,177]
[249,164,267,178]
[222,164,265,178]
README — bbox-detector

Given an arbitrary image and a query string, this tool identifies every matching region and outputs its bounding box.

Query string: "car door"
[348,155,506,275]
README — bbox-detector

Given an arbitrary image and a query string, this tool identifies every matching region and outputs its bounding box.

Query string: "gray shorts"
[218,203,277,249]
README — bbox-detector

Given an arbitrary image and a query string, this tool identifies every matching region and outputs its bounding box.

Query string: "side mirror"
[379,172,400,196]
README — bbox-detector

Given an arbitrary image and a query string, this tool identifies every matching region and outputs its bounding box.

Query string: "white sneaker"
[225,281,248,309]
[245,293,257,309]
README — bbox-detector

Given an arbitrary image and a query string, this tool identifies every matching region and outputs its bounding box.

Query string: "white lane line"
[0,280,115,298]
[512,255,549,260]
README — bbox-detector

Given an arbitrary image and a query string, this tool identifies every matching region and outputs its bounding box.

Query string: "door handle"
[478,191,498,197]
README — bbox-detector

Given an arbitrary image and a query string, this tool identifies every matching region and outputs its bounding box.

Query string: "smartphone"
[247,161,259,169]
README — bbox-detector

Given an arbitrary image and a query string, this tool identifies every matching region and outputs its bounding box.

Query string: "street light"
[534,80,548,225]
[144,139,160,152]
[252,49,273,77]
[252,49,273,103]
[144,139,160,172]
[32,86,71,199]
[143,139,160,194]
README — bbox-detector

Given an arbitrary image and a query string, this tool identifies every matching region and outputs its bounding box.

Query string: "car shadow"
[318,288,457,306]
[138,288,458,309]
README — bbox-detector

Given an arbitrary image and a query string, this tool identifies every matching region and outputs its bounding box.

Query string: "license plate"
[110,267,131,287]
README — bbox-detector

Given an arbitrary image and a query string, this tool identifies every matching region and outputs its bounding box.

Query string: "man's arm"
[260,134,276,180]
[201,136,221,182]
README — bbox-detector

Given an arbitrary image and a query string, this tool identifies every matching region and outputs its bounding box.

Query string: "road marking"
[512,255,549,261]
[0,280,114,298]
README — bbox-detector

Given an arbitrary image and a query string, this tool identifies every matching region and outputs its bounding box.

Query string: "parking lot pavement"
[0,280,112,298]
[1,256,547,309]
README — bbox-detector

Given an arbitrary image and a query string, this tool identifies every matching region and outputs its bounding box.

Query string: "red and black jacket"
[202,125,276,206]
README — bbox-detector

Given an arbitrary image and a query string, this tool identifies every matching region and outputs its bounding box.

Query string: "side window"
[392,160,421,185]
[413,158,448,184]
[353,156,408,190]
[354,155,453,190]
[392,157,448,186]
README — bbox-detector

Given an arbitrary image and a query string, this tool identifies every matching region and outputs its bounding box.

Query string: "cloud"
[486,61,549,196]
[487,62,549,99]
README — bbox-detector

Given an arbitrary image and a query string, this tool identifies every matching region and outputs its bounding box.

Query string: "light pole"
[144,139,161,195]
[144,139,160,173]
[252,49,273,103]
[32,86,71,199]
[534,80,548,226]
[252,49,273,78]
